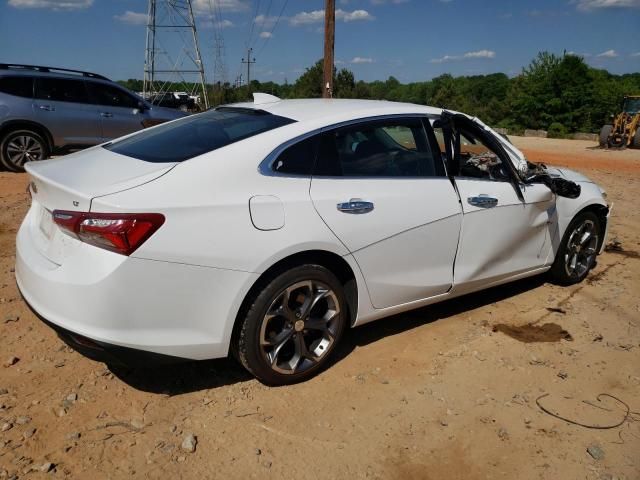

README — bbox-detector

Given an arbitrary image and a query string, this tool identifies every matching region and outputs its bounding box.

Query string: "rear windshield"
[105,108,296,163]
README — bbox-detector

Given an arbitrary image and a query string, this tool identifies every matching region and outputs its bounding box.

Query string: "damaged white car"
[16,95,610,385]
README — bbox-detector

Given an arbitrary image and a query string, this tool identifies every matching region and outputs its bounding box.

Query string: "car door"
[435,114,555,291]
[310,116,462,309]
[33,77,102,146]
[86,81,147,141]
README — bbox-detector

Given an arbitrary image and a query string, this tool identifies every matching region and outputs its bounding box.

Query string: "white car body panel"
[452,179,555,291]
[15,98,609,360]
[311,177,461,308]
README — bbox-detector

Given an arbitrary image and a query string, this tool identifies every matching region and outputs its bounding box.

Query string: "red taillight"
[52,211,165,256]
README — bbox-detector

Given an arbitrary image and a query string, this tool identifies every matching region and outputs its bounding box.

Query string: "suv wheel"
[0,129,49,172]
[235,265,347,385]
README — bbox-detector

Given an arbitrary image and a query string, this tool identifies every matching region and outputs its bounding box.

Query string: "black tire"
[235,265,347,385]
[549,211,601,285]
[0,129,49,172]
[599,125,612,147]
[633,128,640,149]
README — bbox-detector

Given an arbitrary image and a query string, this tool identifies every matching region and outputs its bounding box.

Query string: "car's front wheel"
[235,265,347,385]
[0,129,49,172]
[549,211,601,285]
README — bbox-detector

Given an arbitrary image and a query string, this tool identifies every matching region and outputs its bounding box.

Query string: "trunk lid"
[25,147,175,265]
[26,146,176,212]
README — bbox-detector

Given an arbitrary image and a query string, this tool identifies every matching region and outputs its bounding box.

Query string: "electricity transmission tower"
[207,0,227,87]
[143,0,209,109]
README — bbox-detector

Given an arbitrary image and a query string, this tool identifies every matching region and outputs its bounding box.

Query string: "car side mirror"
[137,101,149,112]
[527,174,581,199]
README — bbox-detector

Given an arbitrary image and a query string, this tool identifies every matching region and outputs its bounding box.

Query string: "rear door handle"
[100,112,113,118]
[337,199,374,214]
[467,195,498,208]
[38,105,55,111]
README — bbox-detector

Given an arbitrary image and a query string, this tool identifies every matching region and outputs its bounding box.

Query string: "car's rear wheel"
[235,265,347,385]
[549,211,601,285]
[0,129,49,172]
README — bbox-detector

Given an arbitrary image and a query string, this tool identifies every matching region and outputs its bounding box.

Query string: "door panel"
[453,179,554,288]
[86,82,146,140]
[98,106,145,140]
[312,178,461,308]
[443,114,556,290]
[309,118,462,309]
[33,78,101,146]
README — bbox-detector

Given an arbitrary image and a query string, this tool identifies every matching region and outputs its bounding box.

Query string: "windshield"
[623,98,640,114]
[105,108,295,163]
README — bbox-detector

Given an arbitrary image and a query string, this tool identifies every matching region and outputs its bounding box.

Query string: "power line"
[246,0,261,49]
[256,0,289,58]
[253,0,273,47]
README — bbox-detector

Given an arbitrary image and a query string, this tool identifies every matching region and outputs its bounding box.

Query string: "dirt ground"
[0,138,639,480]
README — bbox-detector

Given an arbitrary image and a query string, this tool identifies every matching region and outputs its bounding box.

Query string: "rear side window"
[105,108,296,163]
[35,77,89,104]
[0,76,33,98]
[272,136,319,175]
[314,118,442,177]
[87,82,139,108]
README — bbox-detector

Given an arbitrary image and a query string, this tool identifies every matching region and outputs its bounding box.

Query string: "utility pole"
[323,0,335,98]
[242,48,256,89]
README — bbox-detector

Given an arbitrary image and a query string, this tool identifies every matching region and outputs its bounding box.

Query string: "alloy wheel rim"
[564,219,598,278]
[259,280,340,375]
[6,135,44,167]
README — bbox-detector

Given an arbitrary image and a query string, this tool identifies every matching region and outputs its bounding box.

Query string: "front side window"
[315,118,441,177]
[106,108,296,163]
[0,76,33,98]
[35,77,89,104]
[455,127,510,181]
[87,82,139,109]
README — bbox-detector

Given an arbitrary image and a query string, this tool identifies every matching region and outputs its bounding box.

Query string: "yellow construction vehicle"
[599,95,640,149]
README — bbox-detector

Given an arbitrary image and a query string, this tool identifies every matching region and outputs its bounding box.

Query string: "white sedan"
[16,95,610,385]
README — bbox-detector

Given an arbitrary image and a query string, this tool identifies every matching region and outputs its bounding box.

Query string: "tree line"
[118,52,640,135]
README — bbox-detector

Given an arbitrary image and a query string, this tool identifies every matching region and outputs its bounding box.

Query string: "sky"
[1,0,639,85]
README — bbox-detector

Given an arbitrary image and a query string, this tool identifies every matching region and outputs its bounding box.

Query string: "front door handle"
[100,112,113,118]
[38,105,55,111]
[467,195,498,208]
[337,199,374,214]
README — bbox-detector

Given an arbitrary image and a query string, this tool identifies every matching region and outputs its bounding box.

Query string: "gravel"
[587,444,605,461]
[181,433,197,453]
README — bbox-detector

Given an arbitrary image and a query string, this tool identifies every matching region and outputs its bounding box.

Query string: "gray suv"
[0,64,187,172]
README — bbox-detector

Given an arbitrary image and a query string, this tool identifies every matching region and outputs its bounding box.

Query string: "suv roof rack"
[0,64,109,81]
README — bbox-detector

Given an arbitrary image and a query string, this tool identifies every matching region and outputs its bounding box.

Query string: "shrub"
[547,122,568,139]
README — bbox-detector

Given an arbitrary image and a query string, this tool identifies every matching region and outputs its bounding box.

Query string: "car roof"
[0,64,109,82]
[225,97,444,123]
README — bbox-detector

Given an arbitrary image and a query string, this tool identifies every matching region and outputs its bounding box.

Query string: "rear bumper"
[15,211,259,362]
[20,291,187,366]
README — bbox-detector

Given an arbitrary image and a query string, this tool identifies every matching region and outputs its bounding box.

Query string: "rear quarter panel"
[90,126,351,273]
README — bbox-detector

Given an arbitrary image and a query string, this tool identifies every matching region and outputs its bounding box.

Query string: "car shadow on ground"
[110,274,548,395]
